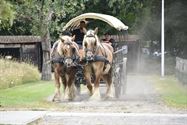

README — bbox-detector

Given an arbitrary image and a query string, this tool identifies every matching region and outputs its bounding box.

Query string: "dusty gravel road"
[42,74,187,125]
[51,74,186,114]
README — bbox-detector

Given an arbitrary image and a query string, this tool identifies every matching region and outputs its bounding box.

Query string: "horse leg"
[90,71,102,100]
[84,66,93,96]
[64,74,70,100]
[52,71,61,101]
[103,69,115,98]
[66,75,76,100]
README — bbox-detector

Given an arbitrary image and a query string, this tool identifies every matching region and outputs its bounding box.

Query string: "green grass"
[0,58,40,89]
[152,75,187,108]
[0,81,60,109]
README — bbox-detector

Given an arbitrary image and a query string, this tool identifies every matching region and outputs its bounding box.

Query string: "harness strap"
[94,55,110,64]
[51,57,64,64]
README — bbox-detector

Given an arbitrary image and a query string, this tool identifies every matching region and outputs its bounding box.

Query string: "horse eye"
[72,48,76,53]
[63,49,67,54]
[94,41,97,46]
[84,42,87,47]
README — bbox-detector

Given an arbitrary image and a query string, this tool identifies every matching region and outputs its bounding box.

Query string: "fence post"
[176,57,187,85]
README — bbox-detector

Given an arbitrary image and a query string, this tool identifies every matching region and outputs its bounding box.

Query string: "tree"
[37,0,85,80]
[165,0,187,58]
[83,0,146,34]
[0,0,15,28]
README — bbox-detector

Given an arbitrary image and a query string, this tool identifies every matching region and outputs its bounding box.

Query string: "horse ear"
[83,27,87,34]
[59,36,64,43]
[94,27,98,35]
[72,35,75,41]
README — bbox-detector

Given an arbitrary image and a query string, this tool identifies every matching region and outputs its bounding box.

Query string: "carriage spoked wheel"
[113,58,127,98]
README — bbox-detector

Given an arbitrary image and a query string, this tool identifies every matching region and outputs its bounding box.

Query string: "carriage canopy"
[63,13,128,31]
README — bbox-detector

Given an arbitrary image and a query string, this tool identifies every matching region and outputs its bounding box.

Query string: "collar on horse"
[51,54,80,66]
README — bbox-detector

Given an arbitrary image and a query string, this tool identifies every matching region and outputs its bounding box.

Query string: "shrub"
[0,58,40,89]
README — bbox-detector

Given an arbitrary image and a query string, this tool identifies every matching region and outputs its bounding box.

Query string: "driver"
[72,21,86,49]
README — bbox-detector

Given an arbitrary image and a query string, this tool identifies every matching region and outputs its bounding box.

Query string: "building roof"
[0,36,41,44]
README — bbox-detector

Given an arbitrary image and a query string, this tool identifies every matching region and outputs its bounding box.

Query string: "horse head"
[63,42,79,67]
[57,35,79,67]
[83,27,100,61]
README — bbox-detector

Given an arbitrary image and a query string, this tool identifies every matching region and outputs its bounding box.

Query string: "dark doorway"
[0,48,20,60]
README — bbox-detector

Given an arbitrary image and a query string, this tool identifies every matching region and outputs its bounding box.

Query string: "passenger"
[102,32,115,47]
[72,21,87,49]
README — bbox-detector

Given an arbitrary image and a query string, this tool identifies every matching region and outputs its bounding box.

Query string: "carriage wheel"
[114,58,127,98]
[113,65,121,98]
[119,58,127,97]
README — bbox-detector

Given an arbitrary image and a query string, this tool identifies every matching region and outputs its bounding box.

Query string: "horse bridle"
[84,34,100,56]
[62,42,80,66]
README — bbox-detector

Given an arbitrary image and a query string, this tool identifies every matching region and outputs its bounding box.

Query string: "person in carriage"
[102,32,116,48]
[71,21,87,49]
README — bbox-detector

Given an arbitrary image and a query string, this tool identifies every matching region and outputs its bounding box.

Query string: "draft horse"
[82,28,115,100]
[51,35,80,101]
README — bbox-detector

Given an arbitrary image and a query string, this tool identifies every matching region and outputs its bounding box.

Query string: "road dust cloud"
[130,1,186,75]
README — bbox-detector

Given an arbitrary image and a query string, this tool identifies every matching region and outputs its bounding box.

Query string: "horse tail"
[103,63,111,74]
[102,44,113,74]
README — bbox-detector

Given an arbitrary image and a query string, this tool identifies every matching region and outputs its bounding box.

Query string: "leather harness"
[51,34,110,66]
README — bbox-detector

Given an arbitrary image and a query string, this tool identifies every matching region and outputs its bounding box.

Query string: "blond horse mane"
[56,35,80,57]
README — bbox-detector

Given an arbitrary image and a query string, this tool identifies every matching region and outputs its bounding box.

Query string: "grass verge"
[151,75,187,109]
[0,59,40,89]
[0,81,61,109]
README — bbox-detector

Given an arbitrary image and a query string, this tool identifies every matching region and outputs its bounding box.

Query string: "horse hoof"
[87,91,93,96]
[52,98,61,102]
[64,96,75,101]
[89,94,101,101]
[104,95,115,101]
[89,97,101,101]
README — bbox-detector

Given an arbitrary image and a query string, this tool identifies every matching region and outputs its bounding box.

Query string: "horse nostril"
[67,63,71,67]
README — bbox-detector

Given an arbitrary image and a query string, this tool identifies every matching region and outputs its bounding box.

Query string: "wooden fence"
[176,57,187,85]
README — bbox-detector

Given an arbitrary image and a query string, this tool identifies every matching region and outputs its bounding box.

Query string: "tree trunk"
[41,29,52,80]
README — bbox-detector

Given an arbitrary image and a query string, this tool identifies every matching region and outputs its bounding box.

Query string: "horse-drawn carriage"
[51,13,128,101]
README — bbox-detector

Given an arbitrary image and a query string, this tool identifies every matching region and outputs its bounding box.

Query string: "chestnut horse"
[51,35,80,101]
[82,28,115,100]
